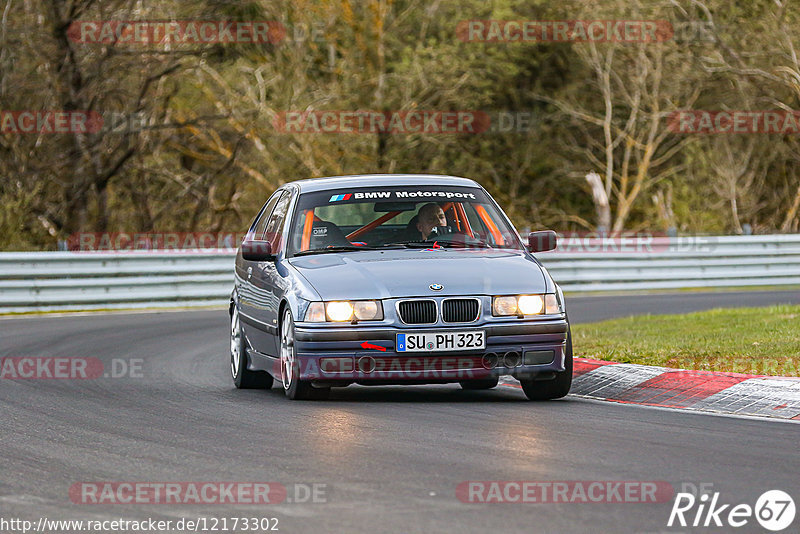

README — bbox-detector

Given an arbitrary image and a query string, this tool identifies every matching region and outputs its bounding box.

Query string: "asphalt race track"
[1,291,799,533]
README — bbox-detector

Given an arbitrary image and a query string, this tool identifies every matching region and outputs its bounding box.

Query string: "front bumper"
[290,318,568,384]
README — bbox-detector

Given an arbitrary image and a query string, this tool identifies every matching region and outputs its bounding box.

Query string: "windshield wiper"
[437,240,492,248]
[379,241,430,248]
[383,240,492,249]
[294,240,494,256]
[294,245,380,256]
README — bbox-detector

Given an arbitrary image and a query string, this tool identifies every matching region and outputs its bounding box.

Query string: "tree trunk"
[586,172,611,232]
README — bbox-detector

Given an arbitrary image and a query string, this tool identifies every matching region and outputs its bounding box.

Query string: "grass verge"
[572,304,800,376]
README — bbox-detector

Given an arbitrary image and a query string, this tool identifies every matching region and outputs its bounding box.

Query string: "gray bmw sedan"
[230,174,571,400]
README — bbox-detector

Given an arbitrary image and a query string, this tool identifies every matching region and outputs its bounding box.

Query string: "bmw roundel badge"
[429,283,443,291]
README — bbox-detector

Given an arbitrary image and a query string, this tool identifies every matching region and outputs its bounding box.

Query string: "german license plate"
[396,331,485,352]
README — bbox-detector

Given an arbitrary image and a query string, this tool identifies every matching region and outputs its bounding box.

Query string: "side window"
[251,192,282,239]
[463,203,487,237]
[462,202,508,246]
[263,192,292,252]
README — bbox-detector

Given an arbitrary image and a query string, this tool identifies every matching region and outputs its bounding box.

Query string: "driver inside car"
[413,202,448,240]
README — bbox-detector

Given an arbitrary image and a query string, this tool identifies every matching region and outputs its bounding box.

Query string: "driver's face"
[433,209,446,227]
[419,208,447,236]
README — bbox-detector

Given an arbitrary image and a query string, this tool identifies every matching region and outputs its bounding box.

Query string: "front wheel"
[280,308,330,400]
[231,306,273,389]
[520,326,573,401]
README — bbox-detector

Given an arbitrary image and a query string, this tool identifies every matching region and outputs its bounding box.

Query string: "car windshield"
[287,185,524,256]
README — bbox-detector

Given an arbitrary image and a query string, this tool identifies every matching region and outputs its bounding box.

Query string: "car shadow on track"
[240,383,576,404]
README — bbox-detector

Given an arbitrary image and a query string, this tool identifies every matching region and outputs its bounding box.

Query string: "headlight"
[492,296,518,316]
[326,301,354,321]
[305,302,326,322]
[304,301,384,322]
[518,295,544,315]
[492,294,561,317]
[353,300,382,321]
[544,294,561,314]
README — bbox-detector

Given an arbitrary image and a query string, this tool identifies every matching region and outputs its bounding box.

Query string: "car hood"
[287,249,547,300]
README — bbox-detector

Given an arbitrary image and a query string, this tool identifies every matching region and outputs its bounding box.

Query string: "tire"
[280,308,330,400]
[231,306,273,389]
[520,325,573,401]
[459,377,499,390]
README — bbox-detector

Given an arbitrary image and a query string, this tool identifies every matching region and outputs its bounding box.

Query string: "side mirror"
[528,230,557,252]
[241,240,275,261]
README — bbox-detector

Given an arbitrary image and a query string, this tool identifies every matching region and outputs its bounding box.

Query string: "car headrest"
[309,220,350,248]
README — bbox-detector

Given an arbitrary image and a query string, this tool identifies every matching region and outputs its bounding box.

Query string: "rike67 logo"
[668,489,795,531]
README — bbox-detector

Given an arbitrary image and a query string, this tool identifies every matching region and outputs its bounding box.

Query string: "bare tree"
[537,1,699,232]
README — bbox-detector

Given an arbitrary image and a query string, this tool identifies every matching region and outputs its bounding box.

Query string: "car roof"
[289,174,481,193]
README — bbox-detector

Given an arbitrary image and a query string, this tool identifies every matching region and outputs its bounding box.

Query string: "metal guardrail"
[1,234,799,313]
[540,234,800,292]
[0,252,235,313]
